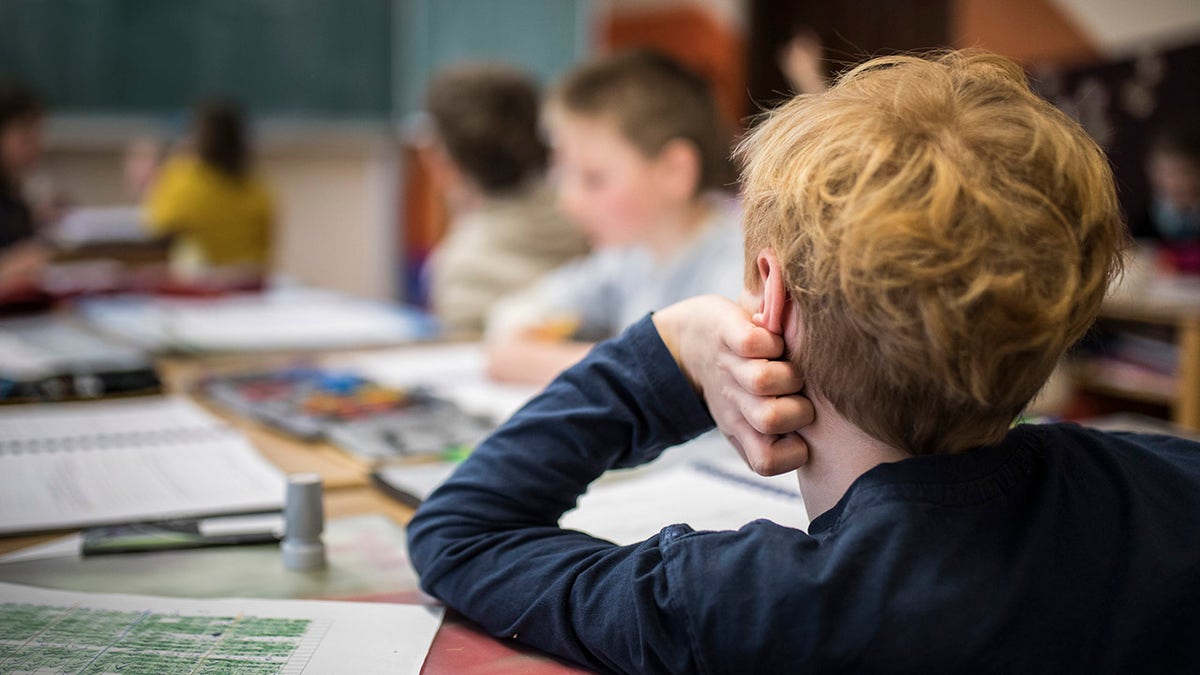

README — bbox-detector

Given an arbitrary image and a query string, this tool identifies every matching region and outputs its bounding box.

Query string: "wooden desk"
[0,347,585,674]
[0,349,407,554]
[156,354,371,490]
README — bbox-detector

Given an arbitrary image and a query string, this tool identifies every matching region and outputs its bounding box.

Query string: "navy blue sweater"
[408,316,1200,674]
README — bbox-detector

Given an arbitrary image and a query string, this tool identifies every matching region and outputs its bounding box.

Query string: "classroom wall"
[42,121,399,300]
[1051,0,1200,57]
[952,0,1099,67]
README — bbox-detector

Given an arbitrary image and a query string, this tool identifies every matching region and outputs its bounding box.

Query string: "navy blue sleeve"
[407,315,716,673]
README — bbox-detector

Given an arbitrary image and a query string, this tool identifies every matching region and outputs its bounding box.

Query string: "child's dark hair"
[0,79,44,189]
[195,98,249,178]
[551,49,735,194]
[426,64,547,194]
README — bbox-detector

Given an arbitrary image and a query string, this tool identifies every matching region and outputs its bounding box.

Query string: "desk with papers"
[0,290,816,672]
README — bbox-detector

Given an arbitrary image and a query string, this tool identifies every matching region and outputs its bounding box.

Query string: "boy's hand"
[653,296,813,476]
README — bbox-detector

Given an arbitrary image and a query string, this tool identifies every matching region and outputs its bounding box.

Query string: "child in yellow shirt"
[144,100,273,277]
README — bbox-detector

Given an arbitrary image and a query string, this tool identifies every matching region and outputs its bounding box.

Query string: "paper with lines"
[0,397,284,535]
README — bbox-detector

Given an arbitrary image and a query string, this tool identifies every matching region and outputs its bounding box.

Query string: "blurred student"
[422,64,589,338]
[0,80,50,295]
[124,136,167,201]
[1133,122,1200,272]
[778,29,828,95]
[143,99,273,280]
[486,50,743,385]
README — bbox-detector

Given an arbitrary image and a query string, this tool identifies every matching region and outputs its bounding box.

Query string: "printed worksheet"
[0,582,442,674]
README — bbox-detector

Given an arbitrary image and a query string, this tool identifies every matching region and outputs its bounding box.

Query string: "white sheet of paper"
[52,206,149,247]
[0,397,284,535]
[375,462,460,503]
[80,287,428,353]
[341,343,538,422]
[0,315,150,380]
[0,581,443,675]
[562,458,809,545]
[376,453,809,547]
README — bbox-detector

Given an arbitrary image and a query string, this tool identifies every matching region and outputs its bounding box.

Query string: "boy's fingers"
[748,395,815,436]
[723,385,814,435]
[724,355,805,396]
[721,320,784,360]
[727,429,809,477]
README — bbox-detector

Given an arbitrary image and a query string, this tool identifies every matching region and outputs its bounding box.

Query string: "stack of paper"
[0,397,284,535]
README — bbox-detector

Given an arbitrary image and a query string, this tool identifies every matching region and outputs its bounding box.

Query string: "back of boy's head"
[739,50,1125,455]
[550,49,734,193]
[194,98,249,178]
[426,64,547,194]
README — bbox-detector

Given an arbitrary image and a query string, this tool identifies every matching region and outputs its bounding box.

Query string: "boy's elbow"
[405,504,441,577]
[406,499,477,580]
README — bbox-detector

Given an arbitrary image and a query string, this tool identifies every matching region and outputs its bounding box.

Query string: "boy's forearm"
[410,317,713,533]
[406,316,713,667]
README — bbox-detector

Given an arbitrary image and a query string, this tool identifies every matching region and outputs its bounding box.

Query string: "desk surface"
[0,338,592,673]
[0,349,413,554]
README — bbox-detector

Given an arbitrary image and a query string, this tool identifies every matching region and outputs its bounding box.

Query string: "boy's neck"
[795,399,912,520]
[643,197,712,261]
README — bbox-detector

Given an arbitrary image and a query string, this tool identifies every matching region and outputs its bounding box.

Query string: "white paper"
[52,206,149,247]
[561,458,809,545]
[375,462,460,502]
[0,397,284,535]
[341,343,538,422]
[0,581,443,675]
[0,316,150,380]
[0,396,224,441]
[198,512,285,537]
[80,287,429,353]
[376,454,809,546]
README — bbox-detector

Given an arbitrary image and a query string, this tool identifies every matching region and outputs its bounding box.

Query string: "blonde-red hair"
[739,50,1126,455]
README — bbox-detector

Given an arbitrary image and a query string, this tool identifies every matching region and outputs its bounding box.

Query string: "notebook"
[0,397,284,535]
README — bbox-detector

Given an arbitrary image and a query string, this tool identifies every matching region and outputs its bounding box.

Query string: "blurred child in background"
[1134,122,1200,273]
[486,50,744,386]
[143,99,274,282]
[124,136,166,201]
[0,79,50,296]
[422,64,589,338]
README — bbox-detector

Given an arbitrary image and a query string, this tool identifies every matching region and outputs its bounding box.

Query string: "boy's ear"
[655,139,702,201]
[755,248,788,336]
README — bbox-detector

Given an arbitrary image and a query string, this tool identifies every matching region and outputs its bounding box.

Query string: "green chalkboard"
[0,0,394,119]
[0,0,590,121]
[394,0,591,115]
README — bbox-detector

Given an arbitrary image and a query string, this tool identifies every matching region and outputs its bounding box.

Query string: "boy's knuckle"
[757,405,780,432]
